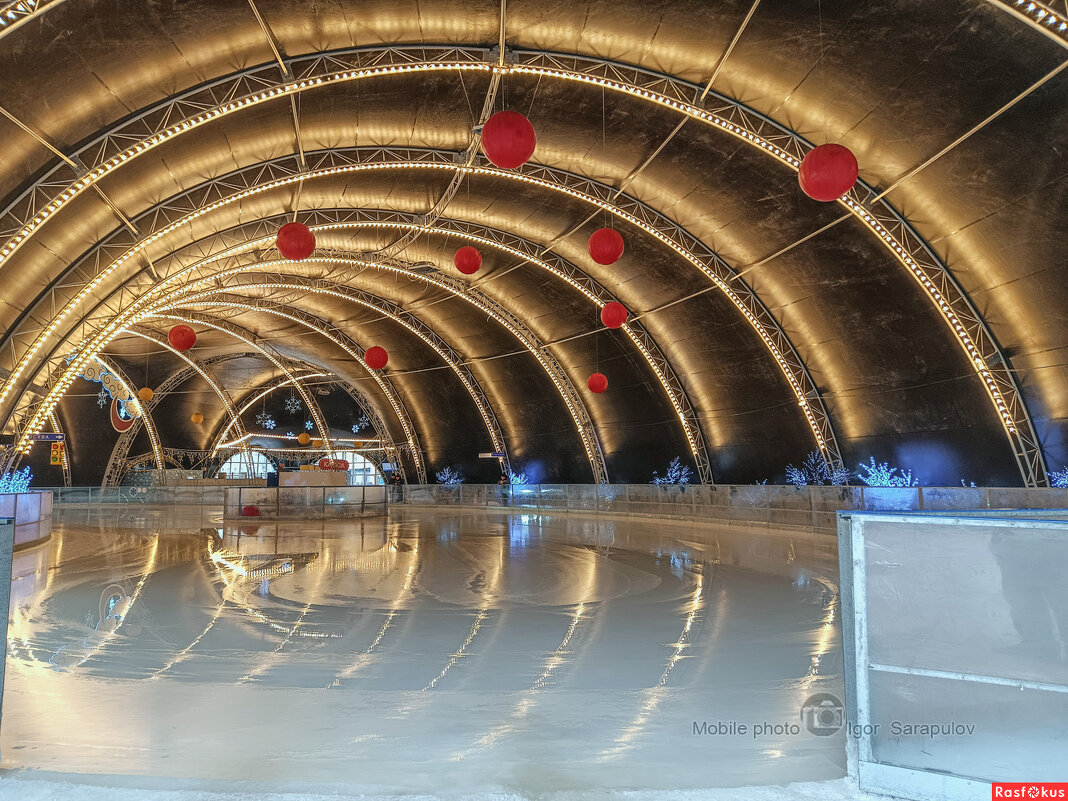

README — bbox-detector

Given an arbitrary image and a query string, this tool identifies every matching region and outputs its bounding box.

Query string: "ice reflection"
[4,506,844,792]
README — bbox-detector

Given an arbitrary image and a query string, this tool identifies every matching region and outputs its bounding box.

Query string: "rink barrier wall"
[392,484,1068,533]
[0,491,52,550]
[222,485,388,519]
[837,511,1068,801]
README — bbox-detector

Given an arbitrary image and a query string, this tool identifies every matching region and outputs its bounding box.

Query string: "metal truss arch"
[0,48,1040,480]
[177,283,511,476]
[146,306,428,482]
[102,349,254,487]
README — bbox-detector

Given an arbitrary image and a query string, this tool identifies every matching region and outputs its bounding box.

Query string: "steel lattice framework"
[174,282,512,475]
[0,45,1044,482]
[146,306,428,483]
[211,370,405,483]
[102,350,255,487]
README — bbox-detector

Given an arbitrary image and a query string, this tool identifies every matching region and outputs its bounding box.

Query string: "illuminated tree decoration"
[1050,466,1068,488]
[651,457,693,485]
[435,466,464,485]
[454,245,483,275]
[600,301,628,329]
[276,222,316,261]
[785,451,852,486]
[0,467,33,494]
[856,457,917,487]
[588,228,625,265]
[480,110,537,169]
[587,372,608,393]
[798,143,858,202]
[167,324,197,352]
[364,346,388,370]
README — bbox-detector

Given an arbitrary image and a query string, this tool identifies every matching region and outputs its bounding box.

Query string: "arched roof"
[1,0,1065,485]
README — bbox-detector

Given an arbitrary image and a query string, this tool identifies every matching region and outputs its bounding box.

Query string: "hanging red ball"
[587,372,608,394]
[454,245,483,275]
[168,324,196,352]
[276,222,316,261]
[600,301,628,329]
[588,228,625,265]
[365,346,389,370]
[798,143,858,202]
[480,110,537,169]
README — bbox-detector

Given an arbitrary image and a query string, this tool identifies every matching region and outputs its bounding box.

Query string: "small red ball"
[588,228,624,265]
[276,222,316,261]
[600,301,628,329]
[454,245,483,275]
[241,505,260,517]
[168,324,196,352]
[481,111,537,169]
[365,346,388,370]
[798,143,858,202]
[587,372,608,394]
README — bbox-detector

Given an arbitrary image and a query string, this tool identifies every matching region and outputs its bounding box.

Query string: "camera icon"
[800,693,845,736]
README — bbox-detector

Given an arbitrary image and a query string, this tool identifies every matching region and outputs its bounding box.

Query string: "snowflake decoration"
[284,432,295,438]
[97,388,109,408]
[284,396,302,414]
[352,414,370,434]
[256,411,276,430]
[304,420,314,431]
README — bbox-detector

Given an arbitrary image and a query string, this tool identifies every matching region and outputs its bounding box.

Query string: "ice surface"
[3,506,845,798]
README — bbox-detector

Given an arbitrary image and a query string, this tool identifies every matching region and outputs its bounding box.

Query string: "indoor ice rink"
[0,1,1065,800]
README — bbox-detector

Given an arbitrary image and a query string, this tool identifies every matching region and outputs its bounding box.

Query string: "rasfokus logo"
[993,784,1068,798]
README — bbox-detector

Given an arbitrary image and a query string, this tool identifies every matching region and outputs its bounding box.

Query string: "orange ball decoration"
[137,387,154,403]
[588,228,624,265]
[600,302,628,329]
[190,412,204,425]
[364,346,388,370]
[798,143,858,202]
[276,222,316,261]
[297,432,311,446]
[168,324,196,352]
[454,245,483,275]
[480,111,537,169]
[587,372,608,393]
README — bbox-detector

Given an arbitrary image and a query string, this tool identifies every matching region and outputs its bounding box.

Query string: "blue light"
[0,467,33,494]
[856,457,917,488]
[1051,467,1068,489]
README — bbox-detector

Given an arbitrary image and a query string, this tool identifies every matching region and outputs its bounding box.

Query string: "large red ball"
[168,324,196,352]
[481,111,537,169]
[241,504,260,517]
[600,301,628,329]
[276,222,316,261]
[587,372,608,394]
[588,228,625,265]
[798,143,858,202]
[365,346,388,370]
[454,245,483,275]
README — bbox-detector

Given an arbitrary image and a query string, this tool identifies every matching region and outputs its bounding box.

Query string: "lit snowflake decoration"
[256,411,276,430]
[352,414,369,433]
[284,396,302,414]
[304,420,314,431]
[97,388,109,408]
[284,432,294,438]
